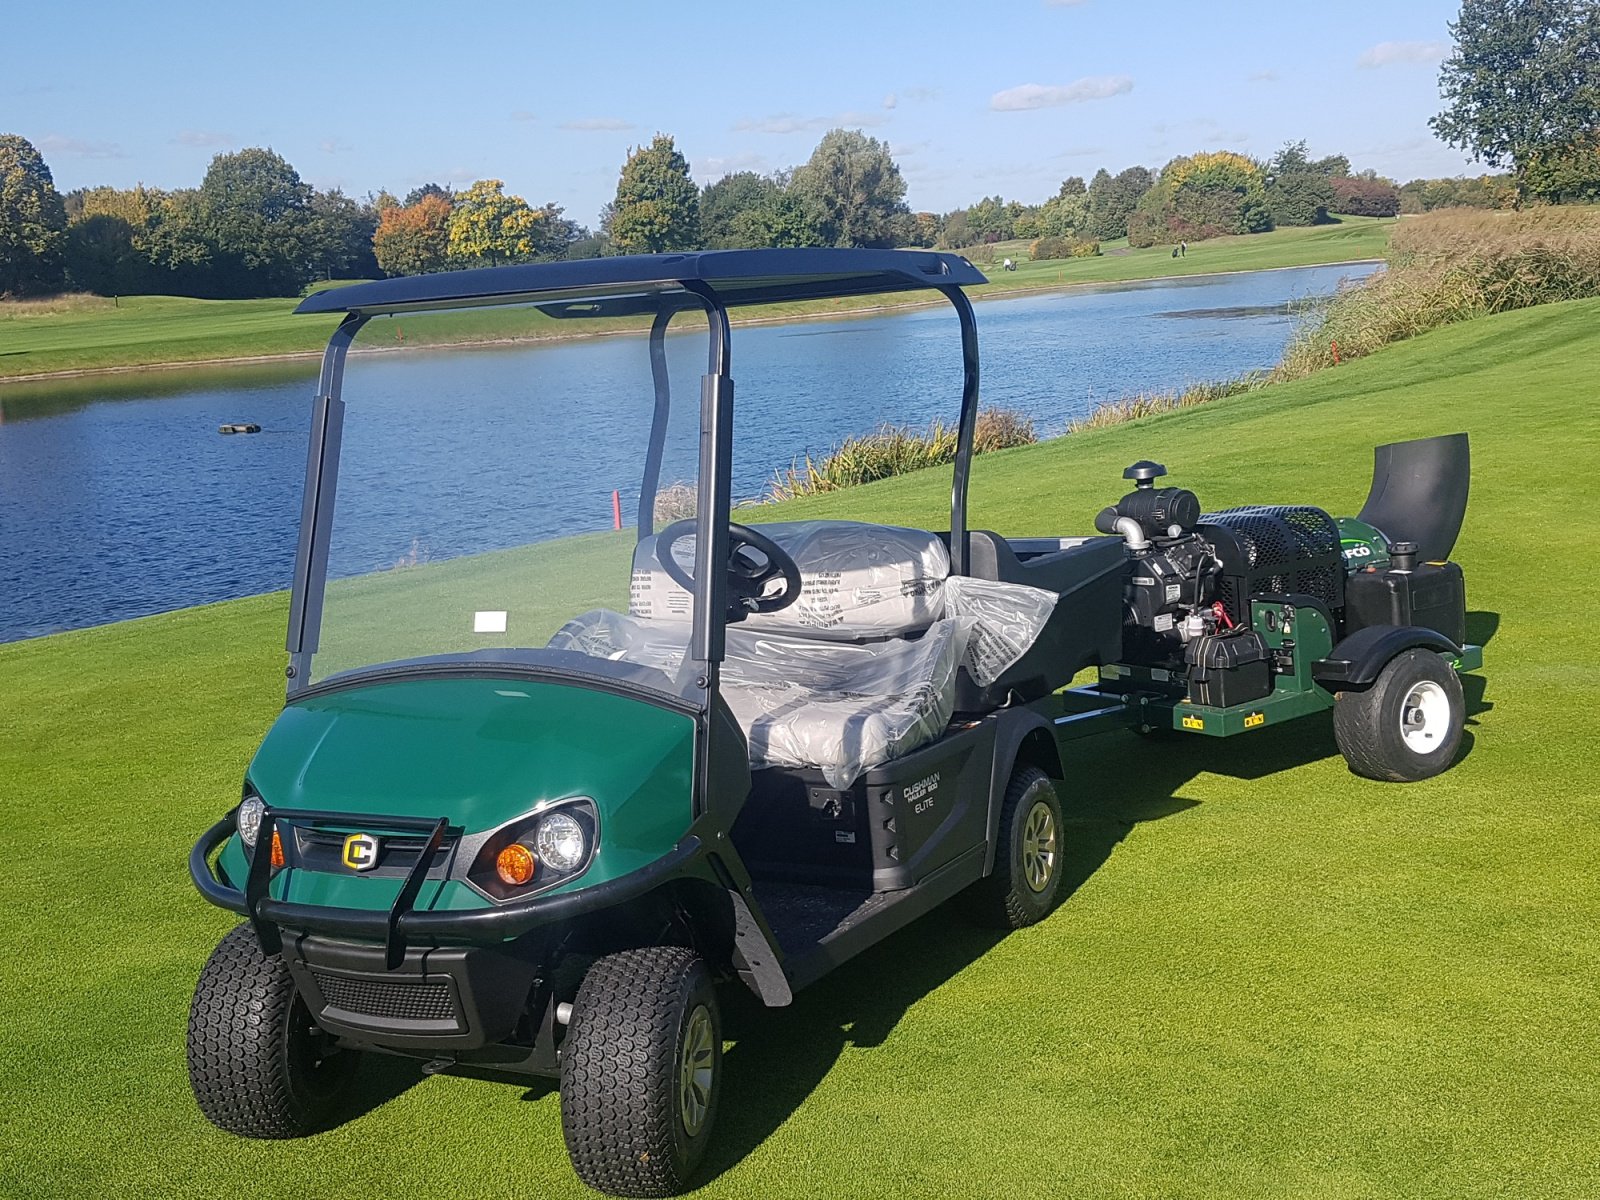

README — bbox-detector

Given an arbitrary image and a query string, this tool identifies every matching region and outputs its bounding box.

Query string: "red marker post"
[612,489,622,531]
[1331,339,1340,365]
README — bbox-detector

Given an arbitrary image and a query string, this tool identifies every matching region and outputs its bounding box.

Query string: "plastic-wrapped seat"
[548,608,963,789]
[629,520,949,639]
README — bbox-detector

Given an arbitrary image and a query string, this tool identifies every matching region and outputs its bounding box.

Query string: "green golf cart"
[188,250,1481,1196]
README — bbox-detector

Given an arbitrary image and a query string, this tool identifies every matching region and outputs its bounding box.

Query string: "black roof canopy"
[295,248,988,318]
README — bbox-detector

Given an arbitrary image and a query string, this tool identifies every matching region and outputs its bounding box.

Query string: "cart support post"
[286,313,366,693]
[941,286,981,576]
[637,306,676,538]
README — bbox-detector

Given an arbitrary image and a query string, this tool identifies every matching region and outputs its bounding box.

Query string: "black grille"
[294,829,455,876]
[1201,505,1344,621]
[312,972,458,1023]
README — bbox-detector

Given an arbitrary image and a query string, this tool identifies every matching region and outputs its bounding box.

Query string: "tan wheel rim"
[1022,799,1057,893]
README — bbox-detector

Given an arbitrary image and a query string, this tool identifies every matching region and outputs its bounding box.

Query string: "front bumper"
[283,933,540,1050]
[189,815,703,961]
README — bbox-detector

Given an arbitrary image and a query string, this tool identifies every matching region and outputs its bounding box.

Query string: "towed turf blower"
[1089,433,1477,780]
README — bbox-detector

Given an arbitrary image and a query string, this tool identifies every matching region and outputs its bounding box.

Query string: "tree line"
[2,0,1595,299]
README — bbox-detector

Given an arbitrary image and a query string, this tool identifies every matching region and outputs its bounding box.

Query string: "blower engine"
[1095,458,1379,708]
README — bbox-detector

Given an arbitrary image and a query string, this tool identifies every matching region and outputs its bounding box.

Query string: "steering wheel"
[656,520,803,620]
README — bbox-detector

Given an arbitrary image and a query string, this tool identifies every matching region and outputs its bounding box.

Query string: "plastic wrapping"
[722,618,965,789]
[549,609,965,788]
[943,575,1060,686]
[630,520,949,636]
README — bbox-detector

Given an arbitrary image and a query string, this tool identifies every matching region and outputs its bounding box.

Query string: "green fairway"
[0,219,1392,381]
[970,214,1392,291]
[3,295,1596,1199]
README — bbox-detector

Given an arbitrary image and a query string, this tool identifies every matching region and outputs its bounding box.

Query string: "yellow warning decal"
[1244,712,1265,728]
[1181,715,1205,730]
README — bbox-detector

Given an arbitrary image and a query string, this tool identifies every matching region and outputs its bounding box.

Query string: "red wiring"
[1211,600,1235,630]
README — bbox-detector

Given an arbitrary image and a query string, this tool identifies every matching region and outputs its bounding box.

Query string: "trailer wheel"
[1333,648,1465,781]
[187,923,357,1138]
[560,946,721,1197]
[967,765,1066,929]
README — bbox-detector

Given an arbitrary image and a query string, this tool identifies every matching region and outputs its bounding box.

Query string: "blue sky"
[9,0,1475,228]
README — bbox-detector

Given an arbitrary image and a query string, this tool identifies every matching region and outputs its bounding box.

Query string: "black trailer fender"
[1313,624,1461,690]
[982,709,1064,876]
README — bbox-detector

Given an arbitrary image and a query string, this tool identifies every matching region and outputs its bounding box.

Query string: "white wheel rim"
[1399,680,1450,753]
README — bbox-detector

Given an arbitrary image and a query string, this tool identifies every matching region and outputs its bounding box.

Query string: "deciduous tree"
[1431,0,1600,201]
[1128,152,1272,246]
[699,171,779,248]
[1085,165,1154,241]
[610,135,700,253]
[198,147,314,296]
[791,129,908,248]
[0,134,67,295]
[373,193,453,275]
[447,179,544,266]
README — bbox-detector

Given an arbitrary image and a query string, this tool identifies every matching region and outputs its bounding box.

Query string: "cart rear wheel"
[186,923,357,1138]
[1333,648,1465,781]
[967,765,1066,929]
[560,946,721,1197]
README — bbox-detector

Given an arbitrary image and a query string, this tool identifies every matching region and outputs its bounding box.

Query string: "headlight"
[467,799,598,901]
[535,812,586,872]
[237,793,265,848]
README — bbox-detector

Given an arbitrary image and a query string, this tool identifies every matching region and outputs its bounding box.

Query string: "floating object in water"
[218,423,261,435]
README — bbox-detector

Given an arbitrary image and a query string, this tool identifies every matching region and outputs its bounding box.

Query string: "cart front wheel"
[186,923,357,1138]
[1333,648,1465,781]
[967,764,1066,929]
[560,946,721,1197]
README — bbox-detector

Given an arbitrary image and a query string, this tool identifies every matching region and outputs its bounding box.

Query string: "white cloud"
[559,117,635,132]
[36,134,123,159]
[694,152,770,179]
[990,75,1133,112]
[510,110,537,123]
[733,110,889,134]
[883,93,898,110]
[1358,40,1447,68]
[173,129,234,148]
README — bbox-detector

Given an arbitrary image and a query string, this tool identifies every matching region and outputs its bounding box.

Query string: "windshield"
[307,301,708,700]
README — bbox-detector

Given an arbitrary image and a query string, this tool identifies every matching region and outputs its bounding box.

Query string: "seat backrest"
[629,520,950,638]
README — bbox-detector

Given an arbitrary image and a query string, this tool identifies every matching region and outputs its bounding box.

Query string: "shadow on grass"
[695,689,1512,1180]
[331,1052,426,1126]
[694,722,1360,1184]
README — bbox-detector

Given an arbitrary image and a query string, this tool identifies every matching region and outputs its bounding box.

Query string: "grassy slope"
[0,219,1392,380]
[2,295,1596,1199]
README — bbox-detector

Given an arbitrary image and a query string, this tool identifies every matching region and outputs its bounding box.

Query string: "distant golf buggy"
[188,250,1481,1195]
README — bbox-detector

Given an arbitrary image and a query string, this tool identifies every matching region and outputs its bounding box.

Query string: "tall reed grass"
[1064,376,1267,433]
[0,293,114,318]
[1278,205,1600,378]
[769,408,1037,500]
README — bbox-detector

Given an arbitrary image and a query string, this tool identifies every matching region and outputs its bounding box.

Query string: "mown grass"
[0,220,1393,381]
[2,296,1598,1198]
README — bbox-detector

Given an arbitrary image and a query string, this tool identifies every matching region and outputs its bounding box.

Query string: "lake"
[0,262,1377,642]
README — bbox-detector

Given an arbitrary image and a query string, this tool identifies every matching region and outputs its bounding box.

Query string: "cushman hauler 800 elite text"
[187,250,1481,1195]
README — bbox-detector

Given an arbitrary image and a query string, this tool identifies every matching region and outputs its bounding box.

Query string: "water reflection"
[0,262,1378,642]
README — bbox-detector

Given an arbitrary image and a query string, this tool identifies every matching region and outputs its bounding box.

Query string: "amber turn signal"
[496,842,536,886]
[270,829,285,869]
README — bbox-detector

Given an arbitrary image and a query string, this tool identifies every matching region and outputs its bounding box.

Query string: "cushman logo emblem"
[342,833,379,871]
